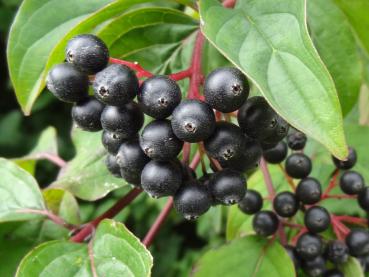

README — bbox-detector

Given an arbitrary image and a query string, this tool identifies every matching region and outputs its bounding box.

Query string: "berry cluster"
[47,34,368,276]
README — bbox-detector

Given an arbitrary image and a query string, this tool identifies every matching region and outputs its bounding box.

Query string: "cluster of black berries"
[46,34,293,221]
[237,129,369,276]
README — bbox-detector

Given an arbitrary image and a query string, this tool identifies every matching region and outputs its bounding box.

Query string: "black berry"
[171,99,216,142]
[101,130,129,154]
[323,269,344,277]
[304,206,331,233]
[204,67,249,113]
[66,34,109,74]
[346,229,369,257]
[302,256,326,277]
[325,240,349,264]
[296,233,323,260]
[116,139,150,185]
[46,63,89,103]
[93,64,138,106]
[332,147,357,170]
[285,153,312,179]
[296,177,322,204]
[238,189,263,215]
[174,181,212,220]
[101,102,144,138]
[139,119,183,161]
[204,121,246,164]
[263,141,288,164]
[138,75,181,119]
[273,191,299,218]
[252,210,279,237]
[105,154,121,178]
[339,170,365,195]
[71,97,104,132]
[287,130,307,150]
[358,187,369,211]
[208,169,246,205]
[141,160,182,198]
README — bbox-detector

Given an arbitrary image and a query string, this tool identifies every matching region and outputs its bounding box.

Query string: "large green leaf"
[6,0,159,115]
[0,158,45,222]
[339,257,364,277]
[52,128,126,201]
[16,219,153,276]
[193,235,295,277]
[200,0,347,159]
[308,0,362,116]
[334,0,369,58]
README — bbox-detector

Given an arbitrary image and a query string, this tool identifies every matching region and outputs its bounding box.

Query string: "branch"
[70,188,142,243]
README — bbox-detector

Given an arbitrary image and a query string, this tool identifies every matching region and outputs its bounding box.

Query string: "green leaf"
[0,158,45,222]
[200,0,348,159]
[308,0,362,116]
[334,0,369,58]
[43,188,81,225]
[339,257,364,277]
[52,128,126,201]
[193,235,295,277]
[7,0,155,115]
[16,219,153,276]
[97,7,198,74]
[226,165,288,240]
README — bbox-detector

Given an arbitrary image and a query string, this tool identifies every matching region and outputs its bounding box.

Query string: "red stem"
[260,158,276,198]
[188,31,205,99]
[190,151,201,170]
[278,164,296,191]
[334,215,368,226]
[182,143,191,165]
[169,68,192,81]
[36,153,67,168]
[321,169,340,198]
[70,188,142,243]
[322,194,356,200]
[291,228,307,246]
[142,198,174,247]
[223,0,236,8]
[17,209,74,230]
[109,58,153,78]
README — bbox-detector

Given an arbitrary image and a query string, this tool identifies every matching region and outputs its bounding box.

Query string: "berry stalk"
[188,31,205,99]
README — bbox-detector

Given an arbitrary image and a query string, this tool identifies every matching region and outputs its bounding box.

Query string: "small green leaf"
[334,0,369,58]
[43,188,81,225]
[339,257,364,277]
[0,158,45,222]
[52,128,125,201]
[200,0,348,159]
[16,219,153,276]
[308,0,362,116]
[193,235,295,277]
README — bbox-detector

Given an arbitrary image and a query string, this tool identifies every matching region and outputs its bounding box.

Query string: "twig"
[188,31,205,99]
[17,208,74,230]
[321,169,340,198]
[109,58,153,78]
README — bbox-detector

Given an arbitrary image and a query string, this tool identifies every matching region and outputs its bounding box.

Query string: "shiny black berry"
[323,269,344,277]
[304,206,331,233]
[105,154,121,178]
[332,147,357,170]
[221,137,262,172]
[171,99,216,142]
[101,102,144,138]
[285,153,312,179]
[325,240,349,264]
[141,160,182,198]
[252,210,279,237]
[263,141,288,164]
[296,233,323,260]
[287,130,307,150]
[339,170,365,195]
[71,97,104,132]
[296,177,322,205]
[138,75,181,119]
[93,64,138,106]
[204,67,249,113]
[346,229,369,257]
[238,189,263,215]
[66,34,109,74]
[358,187,369,211]
[116,139,150,186]
[139,119,183,161]
[204,121,245,164]
[273,191,299,218]
[238,96,289,143]
[208,169,246,205]
[174,181,212,220]
[101,130,128,154]
[302,256,326,277]
[46,63,89,103]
